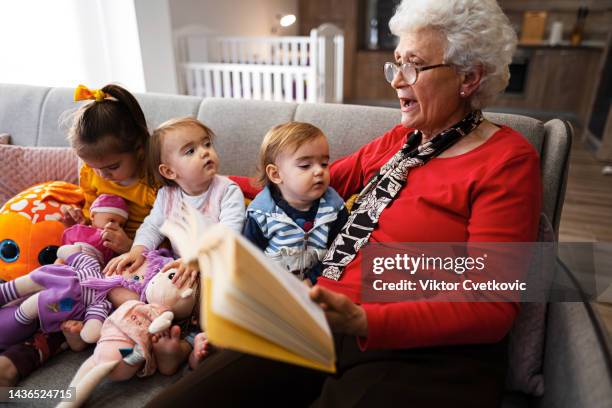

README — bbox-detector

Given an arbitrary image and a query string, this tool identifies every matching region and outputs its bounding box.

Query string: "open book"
[160,202,336,373]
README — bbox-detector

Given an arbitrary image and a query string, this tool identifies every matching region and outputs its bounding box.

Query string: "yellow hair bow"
[74,84,107,102]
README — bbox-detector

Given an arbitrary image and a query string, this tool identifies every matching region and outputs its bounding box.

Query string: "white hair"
[389,0,517,109]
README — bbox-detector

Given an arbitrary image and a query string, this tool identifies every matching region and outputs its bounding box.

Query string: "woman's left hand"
[102,222,133,254]
[309,285,368,337]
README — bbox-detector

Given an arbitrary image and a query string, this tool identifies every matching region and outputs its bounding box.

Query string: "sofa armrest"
[534,302,612,408]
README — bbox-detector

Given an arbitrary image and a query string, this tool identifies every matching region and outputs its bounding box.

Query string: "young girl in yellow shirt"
[63,84,157,254]
[0,84,158,387]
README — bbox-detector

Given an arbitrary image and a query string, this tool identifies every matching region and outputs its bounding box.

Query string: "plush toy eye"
[0,239,19,263]
[133,275,140,281]
[168,272,175,280]
[38,245,59,265]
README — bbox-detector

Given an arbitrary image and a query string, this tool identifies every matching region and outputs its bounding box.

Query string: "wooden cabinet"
[493,46,602,125]
[298,0,359,100]
[585,32,612,162]
[354,50,397,101]
[596,105,612,161]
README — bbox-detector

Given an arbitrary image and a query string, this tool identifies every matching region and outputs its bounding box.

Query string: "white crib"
[174,24,344,103]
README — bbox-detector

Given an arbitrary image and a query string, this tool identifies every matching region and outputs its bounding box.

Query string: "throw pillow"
[0,144,79,206]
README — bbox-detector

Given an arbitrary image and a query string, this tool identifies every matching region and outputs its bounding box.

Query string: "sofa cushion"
[197,98,298,176]
[294,103,400,161]
[19,348,182,408]
[0,144,79,206]
[539,302,612,408]
[37,87,204,148]
[0,83,50,146]
[0,133,10,144]
[37,87,85,147]
[135,91,202,130]
[484,111,544,154]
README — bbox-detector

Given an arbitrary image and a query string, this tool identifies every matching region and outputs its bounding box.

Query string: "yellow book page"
[202,277,336,373]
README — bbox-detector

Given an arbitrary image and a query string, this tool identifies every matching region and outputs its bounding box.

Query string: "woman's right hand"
[104,245,146,276]
[60,205,86,227]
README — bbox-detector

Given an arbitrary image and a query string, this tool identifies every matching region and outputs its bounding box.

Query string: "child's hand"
[104,246,146,276]
[60,205,86,227]
[102,222,133,254]
[163,259,198,289]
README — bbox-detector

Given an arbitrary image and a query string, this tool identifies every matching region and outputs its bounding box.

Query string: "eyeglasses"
[384,62,451,85]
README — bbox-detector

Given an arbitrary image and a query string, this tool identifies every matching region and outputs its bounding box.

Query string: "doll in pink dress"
[57,255,198,408]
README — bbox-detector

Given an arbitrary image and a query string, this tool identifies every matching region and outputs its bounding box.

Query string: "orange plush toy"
[0,181,84,282]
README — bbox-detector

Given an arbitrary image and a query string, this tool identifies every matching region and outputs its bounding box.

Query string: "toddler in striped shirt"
[243,122,348,284]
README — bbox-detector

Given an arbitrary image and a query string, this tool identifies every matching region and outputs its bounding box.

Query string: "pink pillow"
[0,133,10,144]
[0,144,79,206]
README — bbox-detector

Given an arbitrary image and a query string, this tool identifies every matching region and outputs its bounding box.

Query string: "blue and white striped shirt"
[245,186,345,275]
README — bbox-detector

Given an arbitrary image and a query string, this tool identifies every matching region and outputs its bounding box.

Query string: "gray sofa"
[1,83,611,407]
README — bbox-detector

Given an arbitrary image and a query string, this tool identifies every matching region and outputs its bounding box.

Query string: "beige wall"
[169,0,298,36]
[0,0,146,91]
[135,0,178,94]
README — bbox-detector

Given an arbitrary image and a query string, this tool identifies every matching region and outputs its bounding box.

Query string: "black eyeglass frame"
[384,62,451,84]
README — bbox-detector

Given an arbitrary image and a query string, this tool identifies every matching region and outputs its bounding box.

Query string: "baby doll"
[58,260,197,408]
[80,249,203,369]
[61,194,130,265]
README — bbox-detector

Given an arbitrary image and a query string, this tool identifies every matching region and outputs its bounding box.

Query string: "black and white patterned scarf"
[321,110,484,281]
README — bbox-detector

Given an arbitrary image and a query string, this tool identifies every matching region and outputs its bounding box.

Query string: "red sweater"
[319,124,542,350]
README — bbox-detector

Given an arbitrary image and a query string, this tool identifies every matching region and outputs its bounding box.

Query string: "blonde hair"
[149,117,216,187]
[255,121,325,187]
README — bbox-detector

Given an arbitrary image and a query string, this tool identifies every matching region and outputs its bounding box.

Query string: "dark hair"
[68,84,151,180]
[149,117,217,187]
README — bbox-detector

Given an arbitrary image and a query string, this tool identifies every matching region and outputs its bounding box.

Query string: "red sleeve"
[227,175,261,200]
[330,125,407,200]
[329,149,365,200]
[358,149,542,350]
[467,152,542,243]
[360,301,518,349]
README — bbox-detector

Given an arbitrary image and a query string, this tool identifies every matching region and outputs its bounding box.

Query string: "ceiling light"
[279,14,296,27]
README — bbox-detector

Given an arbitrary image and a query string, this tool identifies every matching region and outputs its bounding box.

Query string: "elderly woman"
[148,0,541,406]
